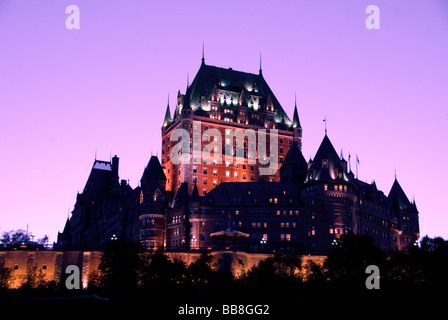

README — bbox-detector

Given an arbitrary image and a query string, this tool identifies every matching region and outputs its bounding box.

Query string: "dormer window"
[322,159,328,169]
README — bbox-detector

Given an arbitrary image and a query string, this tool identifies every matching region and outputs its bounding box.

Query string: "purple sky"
[1,0,447,244]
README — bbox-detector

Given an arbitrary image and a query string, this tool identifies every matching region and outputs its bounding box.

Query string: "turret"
[163,96,172,127]
[292,95,302,149]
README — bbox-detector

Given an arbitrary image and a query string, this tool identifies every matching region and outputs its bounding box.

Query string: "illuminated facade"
[56,59,419,254]
[161,58,302,196]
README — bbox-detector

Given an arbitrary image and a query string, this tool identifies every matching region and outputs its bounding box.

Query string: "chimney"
[112,155,119,177]
[120,179,127,191]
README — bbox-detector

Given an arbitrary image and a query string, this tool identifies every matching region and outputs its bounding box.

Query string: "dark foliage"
[1,235,447,307]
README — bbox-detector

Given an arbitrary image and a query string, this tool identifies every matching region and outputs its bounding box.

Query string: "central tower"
[161,58,302,196]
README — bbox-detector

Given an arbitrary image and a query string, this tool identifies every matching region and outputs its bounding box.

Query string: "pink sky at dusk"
[0,0,447,244]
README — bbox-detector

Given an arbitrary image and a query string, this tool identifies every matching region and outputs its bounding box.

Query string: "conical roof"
[190,183,200,202]
[142,156,166,182]
[163,98,172,127]
[283,140,307,167]
[309,135,344,181]
[388,178,411,211]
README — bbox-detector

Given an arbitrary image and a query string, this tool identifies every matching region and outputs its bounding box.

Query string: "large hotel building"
[55,56,420,255]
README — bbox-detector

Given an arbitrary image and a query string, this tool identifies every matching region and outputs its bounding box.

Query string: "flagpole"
[323,116,327,135]
[356,155,359,180]
[348,153,351,173]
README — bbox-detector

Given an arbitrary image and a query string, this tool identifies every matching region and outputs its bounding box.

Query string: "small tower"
[292,95,303,150]
[139,156,167,250]
[163,95,172,128]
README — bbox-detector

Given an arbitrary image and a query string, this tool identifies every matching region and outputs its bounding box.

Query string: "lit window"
[274,198,278,204]
[286,234,291,241]
[235,210,239,215]
[276,210,281,215]
[281,222,285,228]
[324,184,328,191]
[226,171,230,177]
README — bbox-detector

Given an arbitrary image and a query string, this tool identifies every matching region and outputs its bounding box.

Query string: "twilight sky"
[0,0,447,244]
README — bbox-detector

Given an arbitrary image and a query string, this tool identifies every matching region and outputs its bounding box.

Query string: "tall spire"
[323,116,327,136]
[163,94,172,127]
[259,53,262,75]
[292,94,301,128]
[201,41,205,65]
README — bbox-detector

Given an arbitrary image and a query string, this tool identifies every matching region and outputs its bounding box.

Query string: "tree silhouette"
[96,239,146,298]
[324,233,386,292]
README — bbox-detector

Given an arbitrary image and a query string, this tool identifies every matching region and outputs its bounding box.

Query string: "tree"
[96,239,147,298]
[21,265,49,289]
[141,249,187,296]
[387,235,448,292]
[187,252,215,285]
[0,267,14,290]
[323,233,386,291]
[237,253,303,302]
[1,229,48,250]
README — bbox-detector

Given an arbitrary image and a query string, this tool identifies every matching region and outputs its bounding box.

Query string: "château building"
[55,57,419,255]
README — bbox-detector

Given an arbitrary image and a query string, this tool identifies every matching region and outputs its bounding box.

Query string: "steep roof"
[172,182,190,208]
[292,96,301,129]
[309,135,345,181]
[190,183,200,202]
[185,62,292,125]
[142,156,166,182]
[163,98,172,127]
[202,181,301,207]
[82,159,117,199]
[388,178,411,211]
[282,140,307,167]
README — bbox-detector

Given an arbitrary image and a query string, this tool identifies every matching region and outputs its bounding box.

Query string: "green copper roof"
[185,62,292,125]
[163,98,172,127]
